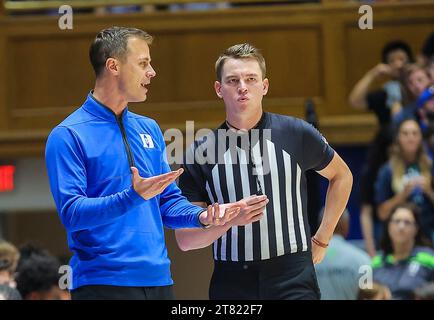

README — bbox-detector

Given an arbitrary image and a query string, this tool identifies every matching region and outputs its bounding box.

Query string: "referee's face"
[215,58,269,116]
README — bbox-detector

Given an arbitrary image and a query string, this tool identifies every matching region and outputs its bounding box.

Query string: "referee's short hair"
[215,43,266,81]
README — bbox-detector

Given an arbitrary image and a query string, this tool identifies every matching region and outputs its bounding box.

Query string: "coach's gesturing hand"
[198,203,241,227]
[131,166,183,200]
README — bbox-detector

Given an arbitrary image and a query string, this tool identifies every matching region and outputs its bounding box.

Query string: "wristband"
[311,236,328,248]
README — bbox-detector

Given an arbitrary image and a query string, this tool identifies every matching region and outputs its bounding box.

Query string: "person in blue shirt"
[45,26,242,300]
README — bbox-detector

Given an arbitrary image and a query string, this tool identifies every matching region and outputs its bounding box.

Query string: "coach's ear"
[262,78,269,96]
[214,81,223,99]
[106,57,120,76]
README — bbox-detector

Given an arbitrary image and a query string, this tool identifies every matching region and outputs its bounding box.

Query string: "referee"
[175,43,353,300]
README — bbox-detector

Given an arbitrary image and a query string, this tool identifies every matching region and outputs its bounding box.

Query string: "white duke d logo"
[140,134,155,149]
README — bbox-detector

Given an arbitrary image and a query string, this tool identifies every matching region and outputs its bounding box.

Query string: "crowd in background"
[0,240,70,300]
[327,31,434,300]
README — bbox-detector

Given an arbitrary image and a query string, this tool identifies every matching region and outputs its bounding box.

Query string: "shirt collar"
[384,248,420,265]
[220,112,269,131]
[82,91,129,123]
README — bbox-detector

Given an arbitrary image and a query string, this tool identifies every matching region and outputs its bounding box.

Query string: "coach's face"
[118,37,156,103]
[215,58,268,116]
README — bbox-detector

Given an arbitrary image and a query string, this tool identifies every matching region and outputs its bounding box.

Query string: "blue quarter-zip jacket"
[45,93,204,289]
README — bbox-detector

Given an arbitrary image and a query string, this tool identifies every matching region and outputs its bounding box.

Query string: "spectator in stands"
[403,64,432,102]
[413,282,434,300]
[349,41,414,257]
[375,119,434,241]
[414,86,434,178]
[393,64,432,124]
[315,209,371,300]
[372,203,434,300]
[415,85,434,134]
[0,284,22,300]
[349,40,414,123]
[0,240,19,288]
[357,282,392,300]
[15,244,70,300]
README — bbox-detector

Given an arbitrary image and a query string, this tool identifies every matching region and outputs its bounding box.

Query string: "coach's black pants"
[209,251,320,300]
[71,285,174,300]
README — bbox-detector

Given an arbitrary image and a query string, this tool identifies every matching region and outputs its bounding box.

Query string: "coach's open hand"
[198,203,241,227]
[131,166,184,200]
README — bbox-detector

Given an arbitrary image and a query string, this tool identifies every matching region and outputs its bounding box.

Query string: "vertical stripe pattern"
[209,139,310,261]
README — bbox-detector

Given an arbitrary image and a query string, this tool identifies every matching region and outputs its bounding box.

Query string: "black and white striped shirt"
[179,112,334,262]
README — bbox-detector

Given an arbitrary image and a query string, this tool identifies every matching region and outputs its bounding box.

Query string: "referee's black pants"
[209,251,320,300]
[71,284,174,300]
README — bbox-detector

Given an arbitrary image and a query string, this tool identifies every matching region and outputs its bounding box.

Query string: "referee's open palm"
[131,166,183,200]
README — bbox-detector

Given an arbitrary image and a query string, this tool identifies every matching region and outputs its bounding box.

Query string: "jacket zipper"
[116,116,135,168]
